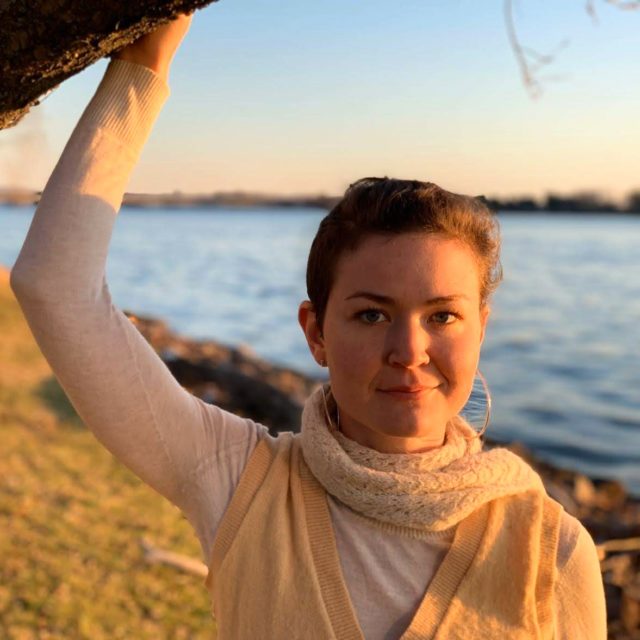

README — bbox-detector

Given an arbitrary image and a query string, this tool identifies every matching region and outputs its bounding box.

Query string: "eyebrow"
[344,291,470,305]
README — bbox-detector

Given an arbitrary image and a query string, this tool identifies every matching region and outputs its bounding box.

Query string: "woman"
[11,12,606,640]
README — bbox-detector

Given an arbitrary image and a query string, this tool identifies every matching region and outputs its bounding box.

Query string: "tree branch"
[505,0,639,98]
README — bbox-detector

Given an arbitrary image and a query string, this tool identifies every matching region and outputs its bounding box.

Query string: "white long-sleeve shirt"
[10,59,607,640]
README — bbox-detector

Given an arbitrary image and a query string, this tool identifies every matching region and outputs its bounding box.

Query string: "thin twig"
[506,0,638,98]
[585,0,599,22]
[605,0,640,9]
[504,0,542,98]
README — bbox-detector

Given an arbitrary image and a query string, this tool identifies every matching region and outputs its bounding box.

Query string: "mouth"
[377,385,437,399]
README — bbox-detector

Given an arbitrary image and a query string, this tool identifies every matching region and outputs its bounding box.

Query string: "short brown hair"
[306,177,503,330]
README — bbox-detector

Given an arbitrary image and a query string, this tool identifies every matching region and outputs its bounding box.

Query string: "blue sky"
[1,0,639,200]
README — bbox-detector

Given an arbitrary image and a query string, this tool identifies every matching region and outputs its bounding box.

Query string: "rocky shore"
[124,309,640,638]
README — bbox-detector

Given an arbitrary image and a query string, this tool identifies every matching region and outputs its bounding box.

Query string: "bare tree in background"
[505,0,640,98]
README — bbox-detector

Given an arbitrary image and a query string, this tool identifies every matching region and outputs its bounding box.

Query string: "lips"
[379,379,441,390]
[377,384,439,398]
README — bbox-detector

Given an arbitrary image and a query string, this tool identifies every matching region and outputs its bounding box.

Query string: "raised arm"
[10,14,268,560]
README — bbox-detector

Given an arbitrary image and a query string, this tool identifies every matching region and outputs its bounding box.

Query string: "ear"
[298,300,326,367]
[479,305,491,345]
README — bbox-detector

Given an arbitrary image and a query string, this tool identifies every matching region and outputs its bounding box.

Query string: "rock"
[602,554,635,588]
[235,342,257,360]
[124,311,318,433]
[622,578,640,632]
[0,0,218,130]
[191,382,227,406]
[542,477,580,517]
[127,312,174,349]
[574,474,628,512]
[593,479,629,512]
[605,583,623,628]
[574,473,597,508]
[582,514,640,542]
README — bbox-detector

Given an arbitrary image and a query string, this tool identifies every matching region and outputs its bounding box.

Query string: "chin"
[385,425,430,439]
[374,407,443,438]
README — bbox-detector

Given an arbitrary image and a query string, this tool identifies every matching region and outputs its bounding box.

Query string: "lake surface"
[1,206,639,496]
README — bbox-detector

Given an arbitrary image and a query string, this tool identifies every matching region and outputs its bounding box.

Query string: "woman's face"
[299,232,489,453]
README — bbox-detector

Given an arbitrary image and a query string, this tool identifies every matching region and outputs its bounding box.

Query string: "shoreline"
[2,191,640,215]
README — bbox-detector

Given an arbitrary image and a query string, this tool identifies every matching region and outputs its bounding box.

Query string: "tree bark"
[0,0,217,130]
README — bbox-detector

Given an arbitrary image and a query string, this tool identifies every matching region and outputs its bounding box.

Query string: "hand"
[112,12,193,82]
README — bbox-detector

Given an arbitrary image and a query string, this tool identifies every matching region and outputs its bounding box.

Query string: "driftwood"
[600,537,640,555]
[0,0,218,130]
[140,536,208,578]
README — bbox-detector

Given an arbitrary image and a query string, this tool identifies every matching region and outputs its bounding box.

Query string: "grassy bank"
[0,268,214,639]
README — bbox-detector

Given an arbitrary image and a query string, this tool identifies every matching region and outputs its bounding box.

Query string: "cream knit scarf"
[300,385,545,533]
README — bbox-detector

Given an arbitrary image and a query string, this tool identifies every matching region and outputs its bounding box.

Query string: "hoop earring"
[475,369,492,438]
[461,369,492,439]
[321,385,341,433]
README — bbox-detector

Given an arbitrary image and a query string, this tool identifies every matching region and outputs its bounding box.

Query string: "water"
[1,206,639,496]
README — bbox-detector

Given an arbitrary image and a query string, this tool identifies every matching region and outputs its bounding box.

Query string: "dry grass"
[0,268,215,639]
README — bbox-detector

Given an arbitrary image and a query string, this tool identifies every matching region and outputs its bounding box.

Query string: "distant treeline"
[0,188,339,210]
[480,191,640,214]
[2,188,640,214]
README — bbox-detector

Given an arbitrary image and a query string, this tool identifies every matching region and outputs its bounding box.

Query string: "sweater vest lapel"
[428,491,562,639]
[206,434,359,639]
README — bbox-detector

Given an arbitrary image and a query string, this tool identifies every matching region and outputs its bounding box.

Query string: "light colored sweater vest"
[205,432,563,639]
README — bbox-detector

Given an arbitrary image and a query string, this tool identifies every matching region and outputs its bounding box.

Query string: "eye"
[357,308,387,324]
[430,311,458,325]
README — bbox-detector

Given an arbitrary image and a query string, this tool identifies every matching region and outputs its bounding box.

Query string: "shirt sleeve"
[554,516,608,640]
[10,59,270,562]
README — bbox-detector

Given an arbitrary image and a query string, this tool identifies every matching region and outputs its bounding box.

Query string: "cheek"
[324,321,382,381]
[437,329,483,386]
[328,332,376,374]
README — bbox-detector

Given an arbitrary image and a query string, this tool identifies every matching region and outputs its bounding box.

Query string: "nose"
[385,316,431,369]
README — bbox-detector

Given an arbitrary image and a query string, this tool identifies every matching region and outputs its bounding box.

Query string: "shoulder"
[556,508,584,570]
[262,429,299,456]
[556,511,601,577]
[242,430,301,478]
[554,512,607,639]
